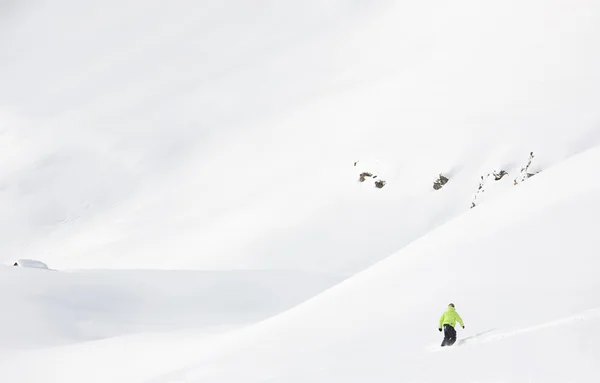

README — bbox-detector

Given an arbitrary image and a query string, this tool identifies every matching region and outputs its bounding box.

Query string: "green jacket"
[439,306,464,328]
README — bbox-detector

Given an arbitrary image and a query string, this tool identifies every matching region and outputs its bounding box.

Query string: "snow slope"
[2,0,600,273]
[1,0,600,382]
[2,124,598,383]
[144,138,600,383]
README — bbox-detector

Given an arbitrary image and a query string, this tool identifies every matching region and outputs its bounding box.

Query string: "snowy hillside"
[142,146,600,383]
[2,0,600,273]
[1,0,600,382]
[2,140,599,383]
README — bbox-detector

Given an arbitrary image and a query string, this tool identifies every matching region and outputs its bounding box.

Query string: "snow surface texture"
[1,0,600,382]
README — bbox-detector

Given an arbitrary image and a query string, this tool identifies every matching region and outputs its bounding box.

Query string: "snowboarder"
[438,303,464,347]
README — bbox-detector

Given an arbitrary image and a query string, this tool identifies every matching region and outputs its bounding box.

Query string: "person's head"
[448,303,455,308]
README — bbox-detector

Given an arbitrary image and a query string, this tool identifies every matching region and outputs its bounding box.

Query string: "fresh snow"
[146,146,600,383]
[12,259,49,269]
[1,0,600,382]
[0,267,342,351]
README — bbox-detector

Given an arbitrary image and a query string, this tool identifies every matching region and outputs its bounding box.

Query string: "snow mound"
[12,259,49,269]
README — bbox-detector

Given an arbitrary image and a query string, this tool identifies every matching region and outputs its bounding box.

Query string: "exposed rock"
[471,174,488,208]
[374,179,387,189]
[514,152,539,185]
[433,174,449,190]
[359,172,374,182]
[493,170,508,181]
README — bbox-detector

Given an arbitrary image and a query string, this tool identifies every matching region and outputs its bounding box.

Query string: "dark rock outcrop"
[493,170,508,181]
[433,174,449,190]
[359,172,374,182]
[514,152,539,185]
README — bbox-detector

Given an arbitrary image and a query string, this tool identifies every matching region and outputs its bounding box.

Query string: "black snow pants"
[441,324,457,347]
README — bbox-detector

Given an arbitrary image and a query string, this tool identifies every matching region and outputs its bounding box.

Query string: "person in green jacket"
[438,303,465,347]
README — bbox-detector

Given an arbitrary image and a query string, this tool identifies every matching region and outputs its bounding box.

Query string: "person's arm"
[439,313,445,329]
[456,313,465,328]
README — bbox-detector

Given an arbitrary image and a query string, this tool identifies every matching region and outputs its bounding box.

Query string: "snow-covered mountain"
[1,0,599,382]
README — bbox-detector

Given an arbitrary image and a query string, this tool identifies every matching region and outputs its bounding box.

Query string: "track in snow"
[429,308,600,352]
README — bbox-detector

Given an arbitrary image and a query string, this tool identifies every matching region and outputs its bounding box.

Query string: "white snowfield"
[0,268,343,351]
[1,0,600,382]
[2,145,599,383]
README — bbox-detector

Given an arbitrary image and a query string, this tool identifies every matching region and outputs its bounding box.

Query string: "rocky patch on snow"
[433,174,449,190]
[514,152,539,185]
